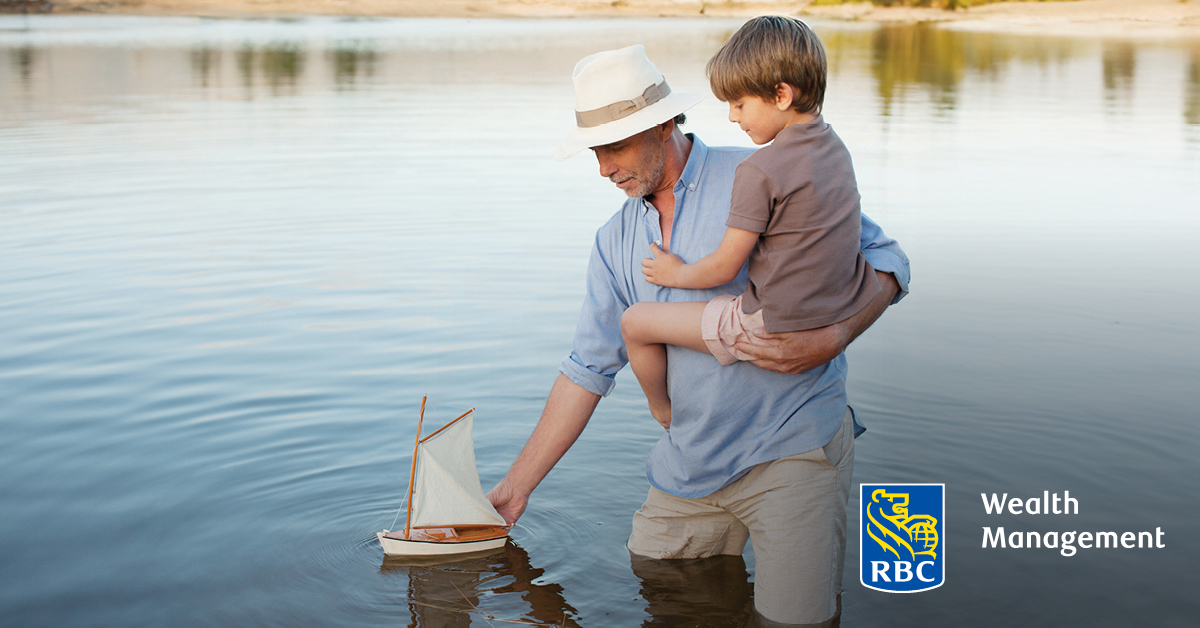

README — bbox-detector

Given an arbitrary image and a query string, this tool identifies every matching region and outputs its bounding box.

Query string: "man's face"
[590,126,667,199]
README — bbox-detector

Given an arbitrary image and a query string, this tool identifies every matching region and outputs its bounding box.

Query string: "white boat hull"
[376,530,508,557]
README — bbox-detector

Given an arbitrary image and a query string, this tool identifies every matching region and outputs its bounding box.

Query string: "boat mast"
[404,396,427,539]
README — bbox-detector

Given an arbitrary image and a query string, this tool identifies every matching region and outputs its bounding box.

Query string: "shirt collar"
[637,133,709,216]
[775,115,827,142]
[674,132,708,194]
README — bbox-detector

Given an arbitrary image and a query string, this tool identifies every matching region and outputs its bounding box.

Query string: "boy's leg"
[621,301,709,427]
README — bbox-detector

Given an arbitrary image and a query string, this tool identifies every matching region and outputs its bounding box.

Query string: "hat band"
[575,80,672,129]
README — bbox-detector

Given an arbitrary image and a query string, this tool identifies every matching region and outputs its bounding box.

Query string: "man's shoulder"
[695,143,755,188]
[705,144,756,164]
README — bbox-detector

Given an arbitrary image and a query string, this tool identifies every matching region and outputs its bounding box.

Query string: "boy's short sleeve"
[726,162,774,234]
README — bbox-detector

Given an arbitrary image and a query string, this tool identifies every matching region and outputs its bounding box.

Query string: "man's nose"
[596,154,617,178]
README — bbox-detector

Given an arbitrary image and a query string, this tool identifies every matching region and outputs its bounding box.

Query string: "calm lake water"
[2,15,1198,627]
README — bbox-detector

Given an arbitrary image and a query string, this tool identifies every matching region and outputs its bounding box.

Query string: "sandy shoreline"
[13,0,1200,40]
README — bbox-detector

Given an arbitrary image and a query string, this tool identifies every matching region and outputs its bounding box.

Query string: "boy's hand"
[642,242,686,287]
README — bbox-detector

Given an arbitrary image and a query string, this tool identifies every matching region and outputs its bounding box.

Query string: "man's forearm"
[503,374,601,499]
[735,270,899,375]
[842,270,900,347]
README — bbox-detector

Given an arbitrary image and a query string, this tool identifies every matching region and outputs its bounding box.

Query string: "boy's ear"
[774,83,796,111]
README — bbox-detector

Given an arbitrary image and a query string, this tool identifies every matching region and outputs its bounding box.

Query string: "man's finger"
[748,358,806,375]
[732,339,785,360]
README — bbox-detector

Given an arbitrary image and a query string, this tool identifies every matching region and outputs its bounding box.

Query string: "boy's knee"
[621,302,650,342]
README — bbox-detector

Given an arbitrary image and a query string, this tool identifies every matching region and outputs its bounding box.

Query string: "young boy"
[621,16,880,428]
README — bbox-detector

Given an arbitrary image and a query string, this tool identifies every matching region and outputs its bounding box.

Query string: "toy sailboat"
[377,397,510,556]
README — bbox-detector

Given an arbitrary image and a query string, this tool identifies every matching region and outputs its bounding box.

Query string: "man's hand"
[485,374,601,526]
[734,271,900,375]
[641,242,685,287]
[735,324,851,375]
[486,477,529,525]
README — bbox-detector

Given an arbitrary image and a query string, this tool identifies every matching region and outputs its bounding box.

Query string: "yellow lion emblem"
[866,489,939,560]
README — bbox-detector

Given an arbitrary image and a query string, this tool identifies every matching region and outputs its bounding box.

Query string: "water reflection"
[868,25,966,113]
[224,43,304,93]
[4,20,1198,130]
[383,541,582,627]
[833,24,1089,115]
[630,554,754,627]
[235,45,254,89]
[330,47,379,87]
[1186,50,1200,126]
[1102,42,1137,109]
[260,43,303,92]
[384,546,761,627]
[2,44,34,86]
[190,46,217,88]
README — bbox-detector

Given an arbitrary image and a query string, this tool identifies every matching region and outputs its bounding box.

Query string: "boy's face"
[726,85,801,145]
[724,83,811,145]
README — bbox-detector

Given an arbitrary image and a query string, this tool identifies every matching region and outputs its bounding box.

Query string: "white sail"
[409,412,506,528]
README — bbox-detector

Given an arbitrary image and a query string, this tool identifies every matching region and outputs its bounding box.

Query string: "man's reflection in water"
[382,541,580,627]
[630,553,841,628]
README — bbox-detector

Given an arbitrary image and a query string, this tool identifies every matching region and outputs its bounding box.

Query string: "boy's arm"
[641,226,758,289]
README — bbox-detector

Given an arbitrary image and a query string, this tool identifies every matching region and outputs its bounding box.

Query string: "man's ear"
[658,119,675,141]
[774,83,796,111]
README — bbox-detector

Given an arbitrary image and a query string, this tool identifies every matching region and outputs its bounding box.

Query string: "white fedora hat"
[554,45,704,161]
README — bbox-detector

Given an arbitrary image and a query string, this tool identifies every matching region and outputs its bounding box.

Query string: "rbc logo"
[860,483,945,592]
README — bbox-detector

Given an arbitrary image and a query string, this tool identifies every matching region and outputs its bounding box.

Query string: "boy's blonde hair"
[706,16,827,115]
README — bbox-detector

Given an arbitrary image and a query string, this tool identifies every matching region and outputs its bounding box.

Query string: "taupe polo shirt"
[727,116,881,333]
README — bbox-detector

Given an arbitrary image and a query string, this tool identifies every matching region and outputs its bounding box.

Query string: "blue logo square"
[860,483,945,593]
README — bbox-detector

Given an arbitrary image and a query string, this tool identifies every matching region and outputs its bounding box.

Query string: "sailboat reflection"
[383,539,581,627]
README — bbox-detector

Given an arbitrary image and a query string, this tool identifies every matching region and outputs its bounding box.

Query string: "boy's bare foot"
[649,402,672,429]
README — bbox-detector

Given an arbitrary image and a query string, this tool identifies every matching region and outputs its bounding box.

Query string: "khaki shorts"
[627,408,856,626]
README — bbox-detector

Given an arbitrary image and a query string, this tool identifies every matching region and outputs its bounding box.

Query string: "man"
[487,44,910,626]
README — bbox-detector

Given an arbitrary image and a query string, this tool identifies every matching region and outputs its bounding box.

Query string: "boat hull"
[376,530,509,557]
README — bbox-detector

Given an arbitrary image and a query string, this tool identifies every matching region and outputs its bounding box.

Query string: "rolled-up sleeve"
[559,229,631,397]
[860,212,910,304]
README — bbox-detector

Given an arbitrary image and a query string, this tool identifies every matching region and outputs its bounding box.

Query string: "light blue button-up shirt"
[560,134,911,499]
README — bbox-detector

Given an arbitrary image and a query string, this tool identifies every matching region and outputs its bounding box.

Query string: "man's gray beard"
[621,157,666,199]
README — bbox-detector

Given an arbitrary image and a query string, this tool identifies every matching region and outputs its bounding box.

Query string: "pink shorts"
[701,294,771,366]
